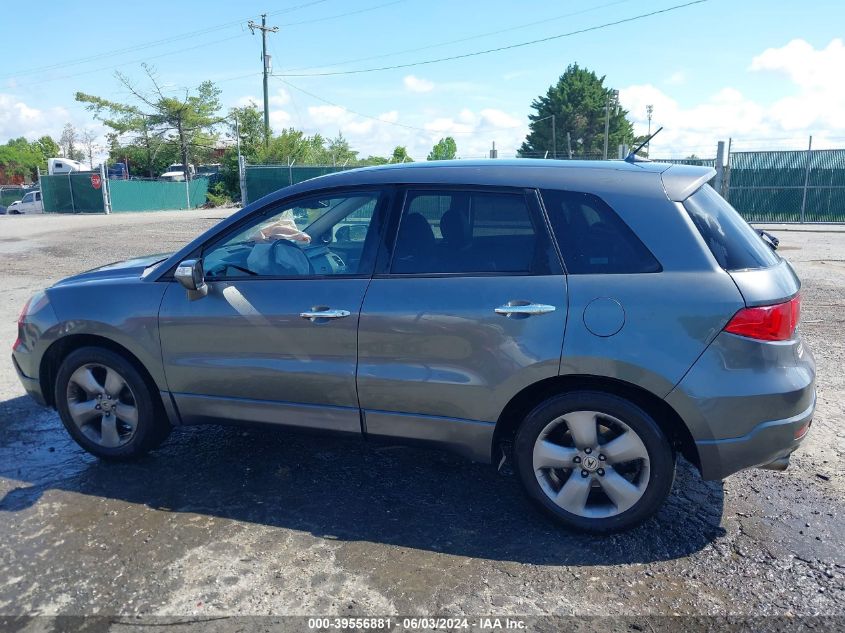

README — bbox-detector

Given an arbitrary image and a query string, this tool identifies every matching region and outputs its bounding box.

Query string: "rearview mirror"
[175,259,208,300]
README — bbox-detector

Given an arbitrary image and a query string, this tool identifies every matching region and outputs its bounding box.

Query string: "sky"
[1,0,844,163]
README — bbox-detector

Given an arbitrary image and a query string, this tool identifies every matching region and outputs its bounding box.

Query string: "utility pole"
[535,114,556,159]
[603,89,619,160]
[646,104,654,157]
[248,14,278,148]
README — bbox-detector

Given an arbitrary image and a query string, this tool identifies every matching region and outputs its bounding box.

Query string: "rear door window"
[684,185,779,271]
[541,189,661,274]
[391,189,554,275]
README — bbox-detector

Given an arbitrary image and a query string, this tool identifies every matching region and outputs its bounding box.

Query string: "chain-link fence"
[41,172,106,213]
[40,172,210,213]
[243,165,353,205]
[240,144,845,224]
[0,184,39,209]
[725,148,845,222]
[109,178,209,212]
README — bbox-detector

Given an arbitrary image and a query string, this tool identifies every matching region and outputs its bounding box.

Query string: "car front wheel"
[514,391,675,533]
[55,347,171,460]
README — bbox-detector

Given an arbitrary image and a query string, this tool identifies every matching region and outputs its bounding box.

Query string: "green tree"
[519,63,634,159]
[326,132,358,166]
[0,136,59,182]
[391,145,412,163]
[427,137,457,161]
[231,103,265,159]
[359,155,390,166]
[34,136,60,163]
[76,65,223,181]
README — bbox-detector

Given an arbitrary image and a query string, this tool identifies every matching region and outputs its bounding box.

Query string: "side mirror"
[175,259,208,300]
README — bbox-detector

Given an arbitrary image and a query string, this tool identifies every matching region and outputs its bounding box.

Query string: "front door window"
[203,192,382,279]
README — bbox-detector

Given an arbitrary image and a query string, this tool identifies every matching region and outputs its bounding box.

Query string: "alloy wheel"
[65,363,139,448]
[532,409,651,519]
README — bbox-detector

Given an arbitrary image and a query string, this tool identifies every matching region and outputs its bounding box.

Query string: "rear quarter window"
[684,185,779,271]
[541,189,661,274]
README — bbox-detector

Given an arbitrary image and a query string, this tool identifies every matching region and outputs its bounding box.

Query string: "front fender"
[45,280,169,389]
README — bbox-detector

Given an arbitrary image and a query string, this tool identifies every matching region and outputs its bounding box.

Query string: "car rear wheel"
[55,347,171,460]
[514,391,675,533]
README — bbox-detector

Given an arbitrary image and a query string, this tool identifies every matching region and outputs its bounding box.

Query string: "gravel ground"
[0,212,843,618]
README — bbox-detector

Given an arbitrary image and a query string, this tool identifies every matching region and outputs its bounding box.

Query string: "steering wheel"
[269,239,315,276]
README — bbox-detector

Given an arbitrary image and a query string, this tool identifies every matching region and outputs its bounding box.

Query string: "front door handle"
[495,302,556,317]
[300,308,351,321]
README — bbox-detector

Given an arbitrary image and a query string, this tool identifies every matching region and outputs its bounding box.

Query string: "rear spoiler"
[661,164,717,201]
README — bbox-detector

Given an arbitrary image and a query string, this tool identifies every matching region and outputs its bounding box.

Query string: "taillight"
[12,298,32,351]
[724,294,801,341]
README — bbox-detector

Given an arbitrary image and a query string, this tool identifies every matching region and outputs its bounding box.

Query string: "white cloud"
[269,88,291,107]
[419,107,527,158]
[269,109,291,130]
[666,71,686,85]
[403,75,435,93]
[234,95,260,108]
[750,38,844,90]
[621,38,845,157]
[307,105,348,125]
[0,94,71,141]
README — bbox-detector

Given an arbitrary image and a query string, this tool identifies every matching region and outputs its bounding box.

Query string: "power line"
[276,0,709,77]
[0,0,333,79]
[12,34,249,89]
[281,0,636,73]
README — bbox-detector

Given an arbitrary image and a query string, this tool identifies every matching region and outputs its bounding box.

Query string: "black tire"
[514,390,675,533]
[55,346,171,460]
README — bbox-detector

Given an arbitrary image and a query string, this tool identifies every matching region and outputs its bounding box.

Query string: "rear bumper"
[12,354,47,406]
[693,392,814,480]
[666,330,815,480]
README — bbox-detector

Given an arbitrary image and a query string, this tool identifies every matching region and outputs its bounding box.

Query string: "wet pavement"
[0,212,843,616]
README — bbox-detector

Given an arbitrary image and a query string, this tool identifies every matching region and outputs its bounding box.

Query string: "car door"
[19,192,34,213]
[356,186,568,461]
[158,187,392,433]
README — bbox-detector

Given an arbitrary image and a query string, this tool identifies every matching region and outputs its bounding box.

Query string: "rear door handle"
[300,308,351,321]
[495,302,556,316]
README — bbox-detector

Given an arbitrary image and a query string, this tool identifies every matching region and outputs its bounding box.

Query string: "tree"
[81,129,98,168]
[76,64,223,181]
[391,145,412,163]
[427,137,457,161]
[519,63,634,159]
[326,132,358,166]
[230,103,265,160]
[59,123,84,161]
[33,136,60,163]
[0,136,59,183]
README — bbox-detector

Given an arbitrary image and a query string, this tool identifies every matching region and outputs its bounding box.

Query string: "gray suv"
[12,160,815,533]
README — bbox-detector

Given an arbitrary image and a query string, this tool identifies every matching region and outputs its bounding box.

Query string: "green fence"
[244,165,352,204]
[652,157,717,168]
[41,172,105,213]
[109,177,209,212]
[726,149,845,222]
[40,174,209,213]
[1,185,38,207]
